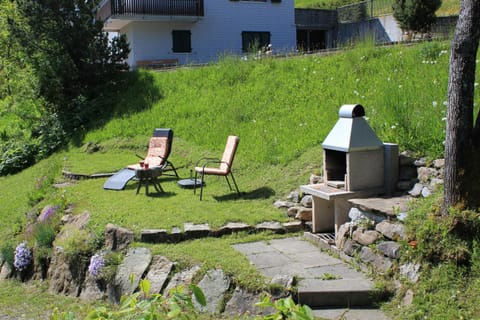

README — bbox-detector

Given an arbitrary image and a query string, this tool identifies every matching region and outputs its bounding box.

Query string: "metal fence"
[337,0,394,23]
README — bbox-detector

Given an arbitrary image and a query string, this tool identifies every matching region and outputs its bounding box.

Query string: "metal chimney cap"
[339,104,365,118]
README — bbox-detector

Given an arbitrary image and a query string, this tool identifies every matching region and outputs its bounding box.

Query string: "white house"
[97,0,296,68]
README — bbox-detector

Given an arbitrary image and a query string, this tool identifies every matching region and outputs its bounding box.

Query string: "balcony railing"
[97,0,204,21]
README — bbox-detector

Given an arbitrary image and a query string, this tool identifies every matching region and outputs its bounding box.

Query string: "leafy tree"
[393,0,442,34]
[443,0,480,213]
[12,0,130,131]
[0,0,130,174]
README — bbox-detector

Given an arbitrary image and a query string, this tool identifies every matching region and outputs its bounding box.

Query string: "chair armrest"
[195,157,221,167]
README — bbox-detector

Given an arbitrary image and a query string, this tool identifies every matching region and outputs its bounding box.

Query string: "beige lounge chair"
[128,128,179,178]
[194,135,240,200]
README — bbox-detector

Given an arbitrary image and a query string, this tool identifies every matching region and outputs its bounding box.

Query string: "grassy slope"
[0,41,479,317]
[295,0,460,16]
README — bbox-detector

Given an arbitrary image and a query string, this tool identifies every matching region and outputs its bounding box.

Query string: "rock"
[348,207,386,225]
[342,239,361,256]
[429,178,444,191]
[309,174,322,185]
[109,247,152,303]
[300,195,313,208]
[417,167,436,183]
[287,191,300,203]
[408,183,424,197]
[59,211,90,230]
[140,229,168,243]
[376,241,401,259]
[169,227,184,243]
[421,187,432,197]
[48,247,86,297]
[413,158,427,167]
[402,289,414,306]
[80,275,106,301]
[194,269,230,314]
[145,256,174,294]
[295,208,312,222]
[287,207,300,218]
[105,224,134,251]
[37,205,59,222]
[184,223,210,239]
[352,228,380,246]
[273,200,296,209]
[224,287,272,317]
[399,263,421,283]
[255,222,285,234]
[282,221,303,232]
[359,247,392,273]
[335,223,353,249]
[0,262,12,280]
[433,158,445,169]
[164,265,201,295]
[375,221,407,241]
[215,222,253,236]
[270,274,294,299]
[271,274,294,289]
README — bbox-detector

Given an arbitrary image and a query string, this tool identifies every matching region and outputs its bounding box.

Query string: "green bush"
[393,0,442,33]
[0,242,15,269]
[54,226,95,264]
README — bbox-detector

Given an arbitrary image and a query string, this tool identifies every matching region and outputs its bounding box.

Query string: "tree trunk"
[443,0,480,214]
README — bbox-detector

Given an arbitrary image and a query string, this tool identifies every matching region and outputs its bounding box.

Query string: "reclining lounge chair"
[103,128,178,190]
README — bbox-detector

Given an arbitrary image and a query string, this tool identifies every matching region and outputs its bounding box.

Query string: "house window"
[241,31,271,52]
[172,30,191,53]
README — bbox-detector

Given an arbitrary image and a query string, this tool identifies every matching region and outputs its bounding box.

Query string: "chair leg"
[199,172,205,201]
[167,161,180,179]
[225,175,233,191]
[229,171,240,195]
[194,171,198,195]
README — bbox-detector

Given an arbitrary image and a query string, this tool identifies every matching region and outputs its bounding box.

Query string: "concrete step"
[312,307,390,320]
[297,278,377,308]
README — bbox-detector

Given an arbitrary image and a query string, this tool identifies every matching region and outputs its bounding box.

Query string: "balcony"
[97,0,204,31]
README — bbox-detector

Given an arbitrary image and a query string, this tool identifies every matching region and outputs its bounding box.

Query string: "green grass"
[1,40,480,317]
[295,0,460,17]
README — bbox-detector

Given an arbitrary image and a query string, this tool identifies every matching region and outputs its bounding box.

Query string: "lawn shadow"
[70,70,163,147]
[213,186,275,202]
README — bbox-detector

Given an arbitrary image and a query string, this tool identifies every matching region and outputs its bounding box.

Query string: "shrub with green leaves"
[54,226,95,264]
[0,242,15,269]
[393,0,442,33]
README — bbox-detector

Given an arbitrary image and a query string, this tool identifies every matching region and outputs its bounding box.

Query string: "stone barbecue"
[301,104,399,234]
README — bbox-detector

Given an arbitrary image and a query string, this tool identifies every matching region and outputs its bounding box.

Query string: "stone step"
[297,278,377,308]
[312,307,390,320]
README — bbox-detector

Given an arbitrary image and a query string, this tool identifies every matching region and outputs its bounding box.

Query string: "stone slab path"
[233,237,390,320]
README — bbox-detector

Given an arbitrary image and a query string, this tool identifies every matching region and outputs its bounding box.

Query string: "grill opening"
[324,150,346,183]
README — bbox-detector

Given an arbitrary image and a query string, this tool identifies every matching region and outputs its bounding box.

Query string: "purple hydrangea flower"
[88,253,106,279]
[14,242,32,271]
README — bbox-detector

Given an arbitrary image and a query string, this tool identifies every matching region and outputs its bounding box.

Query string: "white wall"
[121,0,296,66]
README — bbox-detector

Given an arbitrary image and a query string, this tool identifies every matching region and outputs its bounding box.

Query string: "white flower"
[355,78,360,83]
[442,117,447,121]
[443,101,448,106]
[398,85,402,89]
[391,125,396,129]
[432,101,438,107]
